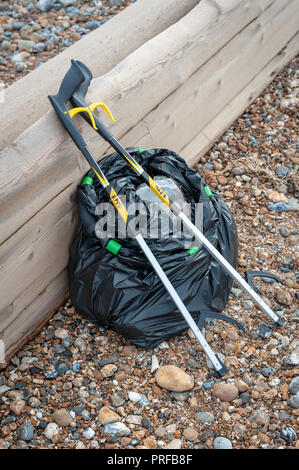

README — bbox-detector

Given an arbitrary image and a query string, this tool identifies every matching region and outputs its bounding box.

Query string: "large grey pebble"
[289,377,299,395]
[213,437,232,449]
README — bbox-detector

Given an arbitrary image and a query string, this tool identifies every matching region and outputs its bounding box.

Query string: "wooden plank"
[121,0,298,152]
[180,32,299,164]
[0,0,275,246]
[0,208,78,332]
[0,0,199,151]
[1,270,68,368]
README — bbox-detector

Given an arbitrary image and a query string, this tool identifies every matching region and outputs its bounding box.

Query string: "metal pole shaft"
[178,211,281,324]
[135,233,225,373]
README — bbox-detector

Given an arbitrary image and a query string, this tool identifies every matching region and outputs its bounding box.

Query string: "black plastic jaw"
[209,356,229,378]
[273,315,284,328]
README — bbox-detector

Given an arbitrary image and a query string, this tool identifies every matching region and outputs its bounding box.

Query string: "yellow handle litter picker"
[68,59,283,329]
[48,59,228,377]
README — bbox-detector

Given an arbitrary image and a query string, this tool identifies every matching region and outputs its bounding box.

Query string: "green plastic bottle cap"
[204,185,214,197]
[81,176,94,186]
[106,240,122,255]
[138,148,148,154]
[187,246,200,255]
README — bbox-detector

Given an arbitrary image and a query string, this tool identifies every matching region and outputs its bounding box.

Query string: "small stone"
[126,415,142,425]
[44,423,60,442]
[196,412,215,424]
[83,428,95,440]
[155,426,166,438]
[289,395,299,409]
[151,355,159,373]
[171,391,190,401]
[250,411,269,426]
[19,422,34,441]
[279,227,289,237]
[275,166,290,177]
[183,427,198,441]
[110,392,126,407]
[280,427,297,445]
[121,344,138,356]
[155,365,194,392]
[54,328,69,339]
[267,202,289,212]
[51,409,72,427]
[164,439,182,449]
[260,367,275,377]
[267,191,288,203]
[213,437,232,449]
[101,364,117,378]
[212,383,239,402]
[98,407,121,425]
[17,40,36,51]
[10,399,26,416]
[289,377,299,395]
[275,289,292,306]
[141,417,151,429]
[85,21,101,31]
[103,422,130,436]
[258,323,272,339]
[37,0,54,12]
[143,437,157,449]
[128,391,142,403]
[233,424,246,435]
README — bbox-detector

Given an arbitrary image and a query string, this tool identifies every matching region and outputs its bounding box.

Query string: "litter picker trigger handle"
[71,60,114,142]
[48,59,87,150]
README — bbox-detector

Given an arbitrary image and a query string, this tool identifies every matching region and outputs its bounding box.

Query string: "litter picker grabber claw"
[69,59,283,329]
[48,59,228,377]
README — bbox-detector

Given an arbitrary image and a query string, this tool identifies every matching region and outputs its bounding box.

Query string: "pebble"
[164,439,182,449]
[101,364,117,378]
[98,406,120,425]
[196,412,215,424]
[44,423,60,442]
[289,377,299,395]
[155,365,194,392]
[280,427,297,445]
[213,437,232,449]
[260,367,275,377]
[103,422,130,436]
[83,427,95,440]
[151,355,159,374]
[37,0,54,12]
[289,395,299,409]
[51,408,73,426]
[212,383,239,402]
[19,422,34,441]
[183,427,198,442]
[275,166,290,176]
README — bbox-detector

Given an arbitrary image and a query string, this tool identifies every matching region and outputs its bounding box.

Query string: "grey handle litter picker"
[69,59,283,328]
[48,60,228,377]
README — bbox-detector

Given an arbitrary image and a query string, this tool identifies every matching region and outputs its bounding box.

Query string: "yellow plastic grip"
[149,176,170,208]
[110,188,128,224]
[65,102,116,130]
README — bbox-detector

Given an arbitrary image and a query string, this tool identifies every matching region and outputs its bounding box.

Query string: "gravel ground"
[0,1,298,451]
[0,0,135,85]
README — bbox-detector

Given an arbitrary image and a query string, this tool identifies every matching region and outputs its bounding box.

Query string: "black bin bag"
[68,148,241,349]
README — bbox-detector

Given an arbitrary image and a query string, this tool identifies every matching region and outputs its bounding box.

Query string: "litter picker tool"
[68,59,283,328]
[48,60,228,377]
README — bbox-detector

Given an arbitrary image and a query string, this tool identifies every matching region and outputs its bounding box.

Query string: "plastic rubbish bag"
[68,148,240,349]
